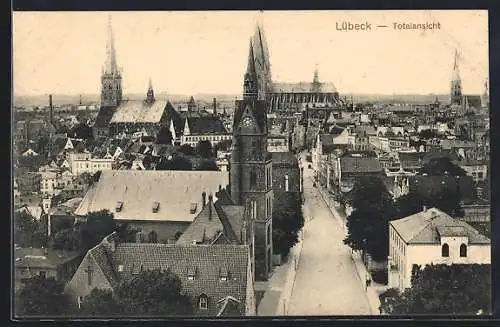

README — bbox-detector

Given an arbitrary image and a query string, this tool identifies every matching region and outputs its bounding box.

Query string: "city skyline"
[13,10,488,96]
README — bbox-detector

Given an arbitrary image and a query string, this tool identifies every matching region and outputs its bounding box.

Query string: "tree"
[178,144,194,156]
[419,157,467,176]
[80,289,121,316]
[155,126,173,145]
[379,264,491,315]
[418,129,438,139]
[14,211,40,247]
[52,228,81,251]
[79,210,117,252]
[213,139,232,154]
[196,140,214,159]
[272,192,305,258]
[116,269,193,316]
[16,276,74,317]
[343,176,398,261]
[196,159,219,171]
[157,155,193,171]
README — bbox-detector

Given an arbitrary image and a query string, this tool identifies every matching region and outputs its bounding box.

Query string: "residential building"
[271,152,301,200]
[67,151,115,175]
[388,207,490,291]
[65,233,255,316]
[74,170,229,243]
[180,116,232,147]
[336,151,383,192]
[14,247,81,286]
[459,159,488,182]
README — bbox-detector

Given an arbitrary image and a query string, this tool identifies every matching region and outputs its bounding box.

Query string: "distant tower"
[79,94,82,105]
[100,16,122,107]
[188,96,196,114]
[213,98,217,116]
[450,49,462,106]
[481,77,489,108]
[311,65,321,93]
[231,36,273,281]
[49,94,53,125]
[146,78,155,104]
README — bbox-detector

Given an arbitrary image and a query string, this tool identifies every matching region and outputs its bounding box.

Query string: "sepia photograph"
[12,10,490,318]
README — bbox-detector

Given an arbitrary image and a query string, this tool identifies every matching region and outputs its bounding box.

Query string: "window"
[285,174,289,192]
[199,294,208,310]
[189,203,197,214]
[152,202,160,213]
[442,243,450,257]
[117,265,124,272]
[85,265,93,285]
[219,267,229,281]
[39,271,46,278]
[77,296,84,309]
[460,244,467,257]
[187,267,197,280]
[115,201,123,212]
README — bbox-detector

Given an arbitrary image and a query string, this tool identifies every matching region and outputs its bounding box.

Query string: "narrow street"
[287,156,371,315]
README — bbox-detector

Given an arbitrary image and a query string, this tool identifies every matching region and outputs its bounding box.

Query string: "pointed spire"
[313,64,319,83]
[104,15,119,75]
[452,48,460,81]
[243,38,258,99]
[146,77,155,103]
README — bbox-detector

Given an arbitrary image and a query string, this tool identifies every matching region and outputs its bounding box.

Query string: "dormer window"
[187,267,197,280]
[115,201,123,212]
[199,294,208,310]
[152,202,160,213]
[219,267,229,281]
[190,203,197,214]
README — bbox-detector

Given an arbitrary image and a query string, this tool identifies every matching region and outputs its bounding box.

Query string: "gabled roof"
[75,170,229,222]
[391,208,490,244]
[106,243,250,315]
[110,100,169,124]
[273,82,338,93]
[340,157,382,174]
[176,199,224,245]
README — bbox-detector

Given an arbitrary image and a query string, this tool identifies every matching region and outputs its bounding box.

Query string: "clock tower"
[230,38,273,281]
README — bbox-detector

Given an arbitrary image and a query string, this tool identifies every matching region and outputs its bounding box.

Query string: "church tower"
[101,16,122,107]
[230,38,273,281]
[450,49,462,106]
[481,77,489,108]
[311,65,321,93]
[146,78,155,104]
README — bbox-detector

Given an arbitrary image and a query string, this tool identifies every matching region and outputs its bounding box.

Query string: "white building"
[68,151,114,175]
[40,171,60,196]
[388,207,490,291]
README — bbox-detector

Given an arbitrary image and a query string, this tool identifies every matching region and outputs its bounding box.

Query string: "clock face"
[242,116,254,127]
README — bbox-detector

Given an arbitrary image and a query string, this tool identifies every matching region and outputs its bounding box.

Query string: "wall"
[121,220,191,244]
[272,164,300,200]
[245,250,256,316]
[402,243,491,290]
[65,252,114,302]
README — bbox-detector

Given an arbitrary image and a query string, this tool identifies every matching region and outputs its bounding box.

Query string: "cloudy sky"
[13,10,488,96]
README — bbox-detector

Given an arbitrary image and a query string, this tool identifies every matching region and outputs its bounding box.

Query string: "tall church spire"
[104,15,119,75]
[146,77,155,104]
[450,48,462,106]
[244,38,258,99]
[312,64,321,92]
[101,15,122,107]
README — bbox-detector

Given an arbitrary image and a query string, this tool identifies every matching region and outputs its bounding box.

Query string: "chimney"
[49,94,53,124]
[208,194,213,220]
[202,192,207,208]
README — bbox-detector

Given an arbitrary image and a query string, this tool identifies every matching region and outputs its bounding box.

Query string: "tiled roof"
[187,117,228,134]
[271,152,298,166]
[176,200,224,245]
[110,100,168,124]
[216,205,245,243]
[94,106,116,128]
[340,157,382,174]
[273,82,338,93]
[109,243,250,315]
[14,247,80,269]
[391,208,491,244]
[75,170,229,222]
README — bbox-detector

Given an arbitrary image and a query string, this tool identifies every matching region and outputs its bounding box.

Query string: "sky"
[13,10,488,96]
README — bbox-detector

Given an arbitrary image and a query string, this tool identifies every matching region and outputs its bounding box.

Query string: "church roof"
[273,82,338,93]
[110,100,168,124]
[94,106,116,128]
[186,117,228,134]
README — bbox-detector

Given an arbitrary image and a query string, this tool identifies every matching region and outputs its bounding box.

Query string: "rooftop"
[390,208,490,244]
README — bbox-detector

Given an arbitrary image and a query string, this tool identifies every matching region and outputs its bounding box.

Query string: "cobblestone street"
[287,162,372,315]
